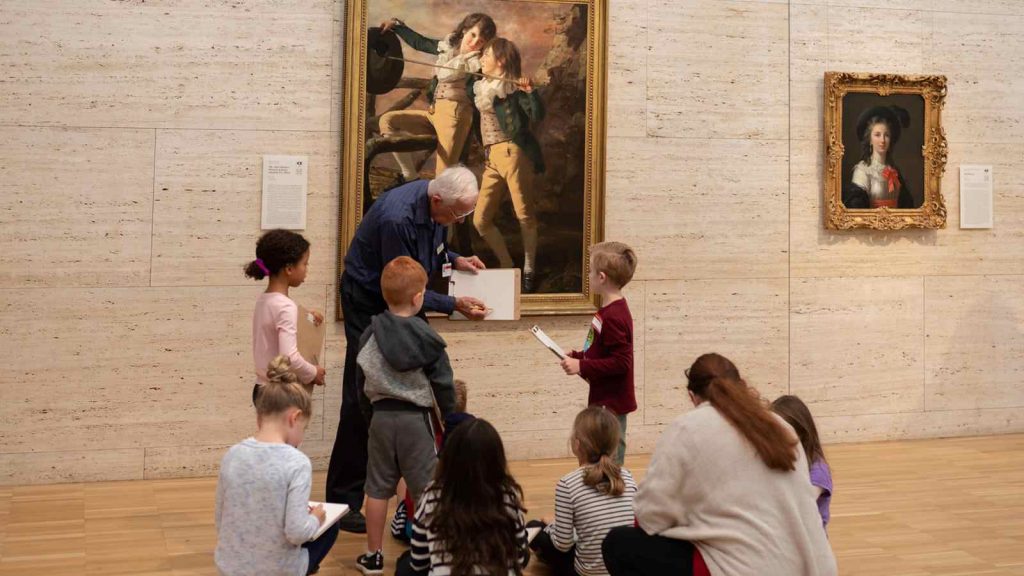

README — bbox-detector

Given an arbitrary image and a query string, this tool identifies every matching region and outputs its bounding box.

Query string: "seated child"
[355,256,457,575]
[215,355,338,576]
[772,395,833,529]
[396,418,530,575]
[528,406,637,576]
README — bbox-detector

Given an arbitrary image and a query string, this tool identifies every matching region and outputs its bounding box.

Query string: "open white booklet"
[530,325,567,360]
[308,501,349,539]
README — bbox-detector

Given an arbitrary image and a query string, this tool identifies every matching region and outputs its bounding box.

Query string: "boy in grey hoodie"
[354,256,455,575]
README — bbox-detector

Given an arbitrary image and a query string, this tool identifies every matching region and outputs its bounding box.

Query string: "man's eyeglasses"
[449,206,475,220]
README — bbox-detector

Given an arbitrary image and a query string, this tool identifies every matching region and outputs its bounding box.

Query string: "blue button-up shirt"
[343,180,461,314]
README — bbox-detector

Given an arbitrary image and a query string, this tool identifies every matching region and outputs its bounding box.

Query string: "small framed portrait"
[338,0,609,315]
[823,72,948,230]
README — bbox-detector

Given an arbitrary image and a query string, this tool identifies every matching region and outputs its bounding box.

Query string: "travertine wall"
[1,0,1022,485]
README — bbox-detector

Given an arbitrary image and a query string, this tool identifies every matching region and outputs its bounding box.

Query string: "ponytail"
[687,354,797,472]
[256,355,313,418]
[573,407,626,496]
[244,229,310,281]
[583,453,625,496]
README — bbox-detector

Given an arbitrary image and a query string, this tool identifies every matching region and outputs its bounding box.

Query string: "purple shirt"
[809,458,833,528]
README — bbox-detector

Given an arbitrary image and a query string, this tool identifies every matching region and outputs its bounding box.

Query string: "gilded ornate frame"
[823,72,948,230]
[338,0,608,317]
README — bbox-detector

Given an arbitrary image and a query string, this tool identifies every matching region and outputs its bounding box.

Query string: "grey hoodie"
[355,310,455,416]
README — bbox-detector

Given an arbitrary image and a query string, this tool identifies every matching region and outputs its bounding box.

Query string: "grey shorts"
[365,408,438,501]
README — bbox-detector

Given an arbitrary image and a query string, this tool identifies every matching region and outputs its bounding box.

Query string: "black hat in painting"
[855,105,911,143]
[367,27,404,94]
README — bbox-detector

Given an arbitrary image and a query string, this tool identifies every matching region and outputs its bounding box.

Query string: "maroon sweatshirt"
[569,298,636,415]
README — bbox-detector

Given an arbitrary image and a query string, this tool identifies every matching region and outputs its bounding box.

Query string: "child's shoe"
[355,550,384,575]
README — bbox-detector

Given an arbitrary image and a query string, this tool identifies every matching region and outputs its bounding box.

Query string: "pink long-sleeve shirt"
[252,292,318,385]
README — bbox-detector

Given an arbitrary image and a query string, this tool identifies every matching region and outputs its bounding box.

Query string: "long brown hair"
[484,37,523,81]
[449,13,496,50]
[686,353,797,471]
[771,395,826,465]
[573,407,625,496]
[428,419,526,576]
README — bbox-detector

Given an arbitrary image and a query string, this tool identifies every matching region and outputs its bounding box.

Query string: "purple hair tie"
[255,259,271,276]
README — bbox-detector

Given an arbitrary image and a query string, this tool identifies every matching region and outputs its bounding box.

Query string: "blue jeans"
[303,523,339,574]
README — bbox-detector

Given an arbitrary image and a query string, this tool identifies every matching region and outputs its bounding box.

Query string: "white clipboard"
[308,501,349,539]
[448,269,521,320]
[530,325,567,360]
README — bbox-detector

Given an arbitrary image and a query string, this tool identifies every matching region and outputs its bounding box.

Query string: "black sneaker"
[390,500,410,543]
[355,550,384,575]
[523,271,536,293]
[338,509,367,533]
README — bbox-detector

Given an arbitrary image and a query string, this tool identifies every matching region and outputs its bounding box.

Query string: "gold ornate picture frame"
[338,0,608,317]
[824,72,948,230]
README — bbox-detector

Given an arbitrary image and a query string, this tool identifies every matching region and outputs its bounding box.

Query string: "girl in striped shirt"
[529,407,638,576]
[396,418,530,576]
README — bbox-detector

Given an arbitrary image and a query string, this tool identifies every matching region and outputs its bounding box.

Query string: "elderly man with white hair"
[326,165,487,533]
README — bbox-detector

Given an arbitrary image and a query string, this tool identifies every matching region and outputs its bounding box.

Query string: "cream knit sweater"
[635,402,837,576]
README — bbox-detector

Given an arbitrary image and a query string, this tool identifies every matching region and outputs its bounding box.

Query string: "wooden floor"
[1,434,1023,575]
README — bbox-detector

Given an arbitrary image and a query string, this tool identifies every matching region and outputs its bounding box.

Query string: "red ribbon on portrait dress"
[882,166,901,194]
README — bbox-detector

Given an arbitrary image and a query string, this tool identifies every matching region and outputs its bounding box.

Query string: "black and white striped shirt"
[548,467,637,576]
[409,482,530,575]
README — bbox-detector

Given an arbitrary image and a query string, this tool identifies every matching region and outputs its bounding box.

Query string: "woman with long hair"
[602,353,836,576]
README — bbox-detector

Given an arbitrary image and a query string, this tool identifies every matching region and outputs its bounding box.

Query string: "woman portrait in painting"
[843,105,916,209]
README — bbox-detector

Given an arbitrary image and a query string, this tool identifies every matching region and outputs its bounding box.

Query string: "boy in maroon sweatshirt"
[561,241,638,465]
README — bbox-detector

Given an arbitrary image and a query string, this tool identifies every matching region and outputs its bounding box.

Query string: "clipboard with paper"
[296,304,326,368]
[308,501,349,539]
[448,269,521,320]
[530,325,567,360]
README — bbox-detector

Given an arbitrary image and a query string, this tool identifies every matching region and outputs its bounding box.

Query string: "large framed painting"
[339,0,608,316]
[824,72,948,230]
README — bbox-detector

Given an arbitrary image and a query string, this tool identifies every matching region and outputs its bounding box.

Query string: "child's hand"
[517,76,534,93]
[560,358,581,375]
[314,366,326,386]
[310,310,324,326]
[541,515,555,525]
[310,503,326,526]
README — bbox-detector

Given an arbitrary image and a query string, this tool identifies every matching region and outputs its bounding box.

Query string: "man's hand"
[560,358,581,376]
[453,255,486,274]
[455,296,488,320]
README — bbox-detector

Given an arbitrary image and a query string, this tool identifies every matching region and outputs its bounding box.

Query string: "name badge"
[442,262,453,278]
[436,243,444,255]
